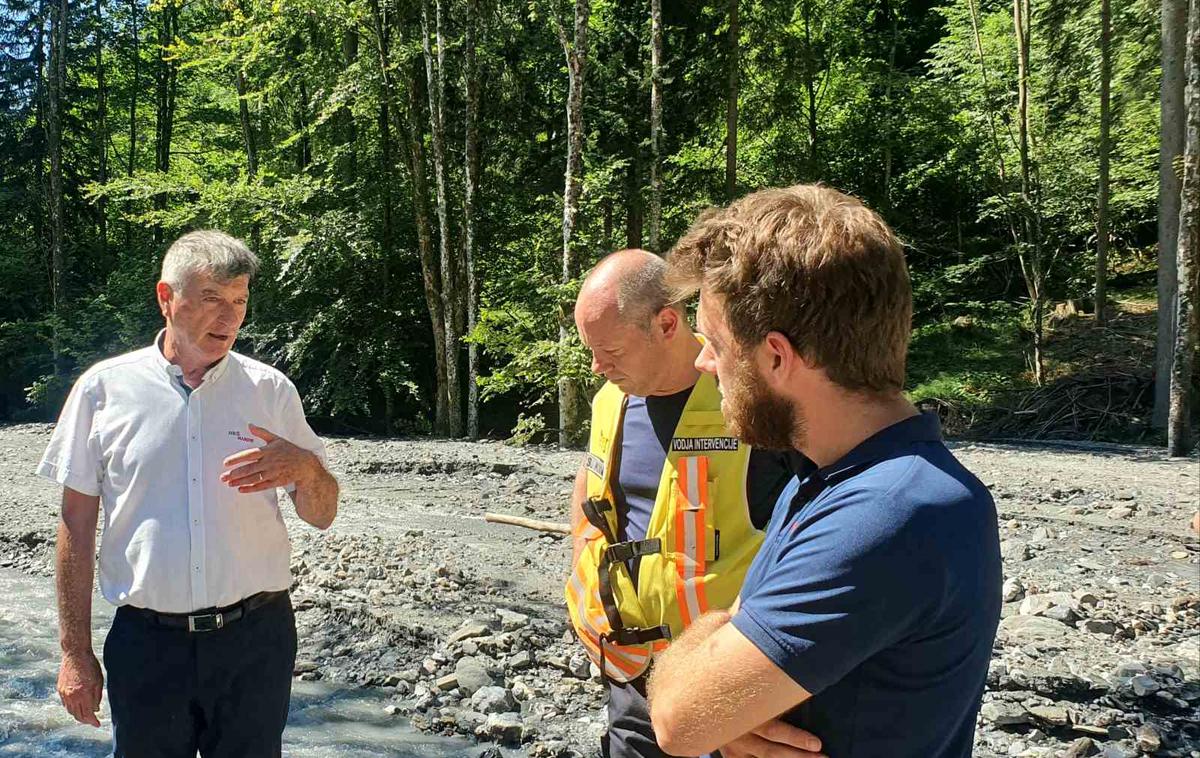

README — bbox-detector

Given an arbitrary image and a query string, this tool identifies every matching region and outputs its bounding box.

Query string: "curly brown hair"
[666,184,912,393]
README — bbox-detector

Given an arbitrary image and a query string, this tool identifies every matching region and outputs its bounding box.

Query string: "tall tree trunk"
[555,0,591,448]
[881,0,898,210]
[231,6,260,256]
[602,196,613,249]
[33,0,46,263]
[125,0,138,247]
[802,0,818,169]
[624,19,643,248]
[647,0,663,252]
[296,78,312,170]
[1095,0,1112,327]
[366,0,448,433]
[725,0,738,201]
[339,28,359,184]
[1168,0,1199,456]
[405,61,451,435]
[423,0,463,438]
[235,69,258,179]
[94,0,108,255]
[48,0,68,376]
[378,99,396,435]
[153,0,177,244]
[463,0,481,439]
[1156,0,1188,427]
[1014,0,1044,385]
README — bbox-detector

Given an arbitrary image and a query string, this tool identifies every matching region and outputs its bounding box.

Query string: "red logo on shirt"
[228,429,256,444]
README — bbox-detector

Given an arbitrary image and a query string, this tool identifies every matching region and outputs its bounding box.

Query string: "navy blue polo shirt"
[731,413,1001,758]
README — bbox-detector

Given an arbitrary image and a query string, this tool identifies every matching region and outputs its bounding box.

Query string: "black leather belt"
[127,590,288,633]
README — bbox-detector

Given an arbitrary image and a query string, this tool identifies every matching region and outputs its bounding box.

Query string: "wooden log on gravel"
[484,512,571,535]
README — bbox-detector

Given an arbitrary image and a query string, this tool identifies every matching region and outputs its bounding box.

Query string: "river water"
[0,568,480,757]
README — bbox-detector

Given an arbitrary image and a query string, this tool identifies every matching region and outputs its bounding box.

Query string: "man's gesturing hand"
[58,649,103,727]
[221,424,318,493]
[720,719,826,758]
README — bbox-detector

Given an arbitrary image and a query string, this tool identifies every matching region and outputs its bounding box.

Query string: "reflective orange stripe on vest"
[674,456,710,628]
[566,572,652,680]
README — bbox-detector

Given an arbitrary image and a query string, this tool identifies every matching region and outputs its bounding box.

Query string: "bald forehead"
[577,248,668,325]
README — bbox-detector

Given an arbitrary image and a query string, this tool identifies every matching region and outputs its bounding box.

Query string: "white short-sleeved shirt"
[37,333,328,614]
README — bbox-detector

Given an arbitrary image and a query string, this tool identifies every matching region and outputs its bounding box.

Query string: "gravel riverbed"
[0,424,1196,758]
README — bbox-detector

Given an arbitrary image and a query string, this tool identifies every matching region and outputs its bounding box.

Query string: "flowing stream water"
[0,568,481,757]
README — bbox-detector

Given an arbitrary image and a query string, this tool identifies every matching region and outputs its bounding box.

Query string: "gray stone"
[1002,540,1033,562]
[1106,506,1133,520]
[1072,590,1100,607]
[569,654,592,680]
[1027,704,1069,726]
[1098,744,1136,758]
[480,712,524,744]
[980,701,1032,726]
[1043,605,1079,625]
[1134,725,1161,753]
[511,680,536,701]
[1111,661,1146,680]
[447,709,484,734]
[448,621,491,645]
[1130,674,1159,696]
[1000,614,1074,642]
[508,650,535,671]
[293,660,319,675]
[470,686,516,714]
[497,609,530,631]
[455,657,495,695]
[1081,619,1117,635]
[1145,572,1170,589]
[1003,577,1025,603]
[1061,737,1099,758]
[1019,592,1075,617]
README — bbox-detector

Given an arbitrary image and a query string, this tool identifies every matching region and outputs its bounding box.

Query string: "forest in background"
[0,0,1191,448]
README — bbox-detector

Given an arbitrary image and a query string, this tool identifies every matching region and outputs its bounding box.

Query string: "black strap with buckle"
[581,497,617,543]
[603,538,662,565]
[130,590,287,633]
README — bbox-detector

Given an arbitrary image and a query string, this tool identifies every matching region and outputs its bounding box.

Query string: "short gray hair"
[161,230,260,290]
[615,253,672,329]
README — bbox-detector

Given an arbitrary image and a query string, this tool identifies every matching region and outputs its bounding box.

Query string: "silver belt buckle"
[187,612,224,632]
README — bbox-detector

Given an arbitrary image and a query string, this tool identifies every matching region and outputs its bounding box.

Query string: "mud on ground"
[1,425,1196,758]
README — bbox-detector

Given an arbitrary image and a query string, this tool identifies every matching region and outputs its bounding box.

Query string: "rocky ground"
[0,424,1197,758]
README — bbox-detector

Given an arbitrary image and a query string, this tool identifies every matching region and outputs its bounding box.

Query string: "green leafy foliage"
[0,0,1163,438]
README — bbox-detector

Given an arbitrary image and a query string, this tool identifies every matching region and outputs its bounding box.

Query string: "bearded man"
[647,186,1002,758]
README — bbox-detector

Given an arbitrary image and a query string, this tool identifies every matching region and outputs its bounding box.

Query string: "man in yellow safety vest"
[565,249,804,758]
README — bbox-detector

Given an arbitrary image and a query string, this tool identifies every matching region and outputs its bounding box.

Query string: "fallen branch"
[484,512,571,535]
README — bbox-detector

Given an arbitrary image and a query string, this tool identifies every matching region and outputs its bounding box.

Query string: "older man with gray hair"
[40,229,338,757]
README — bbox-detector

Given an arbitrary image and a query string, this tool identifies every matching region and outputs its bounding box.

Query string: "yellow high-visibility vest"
[564,372,763,682]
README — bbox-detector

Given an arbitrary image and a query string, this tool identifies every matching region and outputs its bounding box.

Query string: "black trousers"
[604,675,681,758]
[102,593,297,758]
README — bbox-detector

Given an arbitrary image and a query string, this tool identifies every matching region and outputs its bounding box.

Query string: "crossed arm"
[647,609,815,757]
